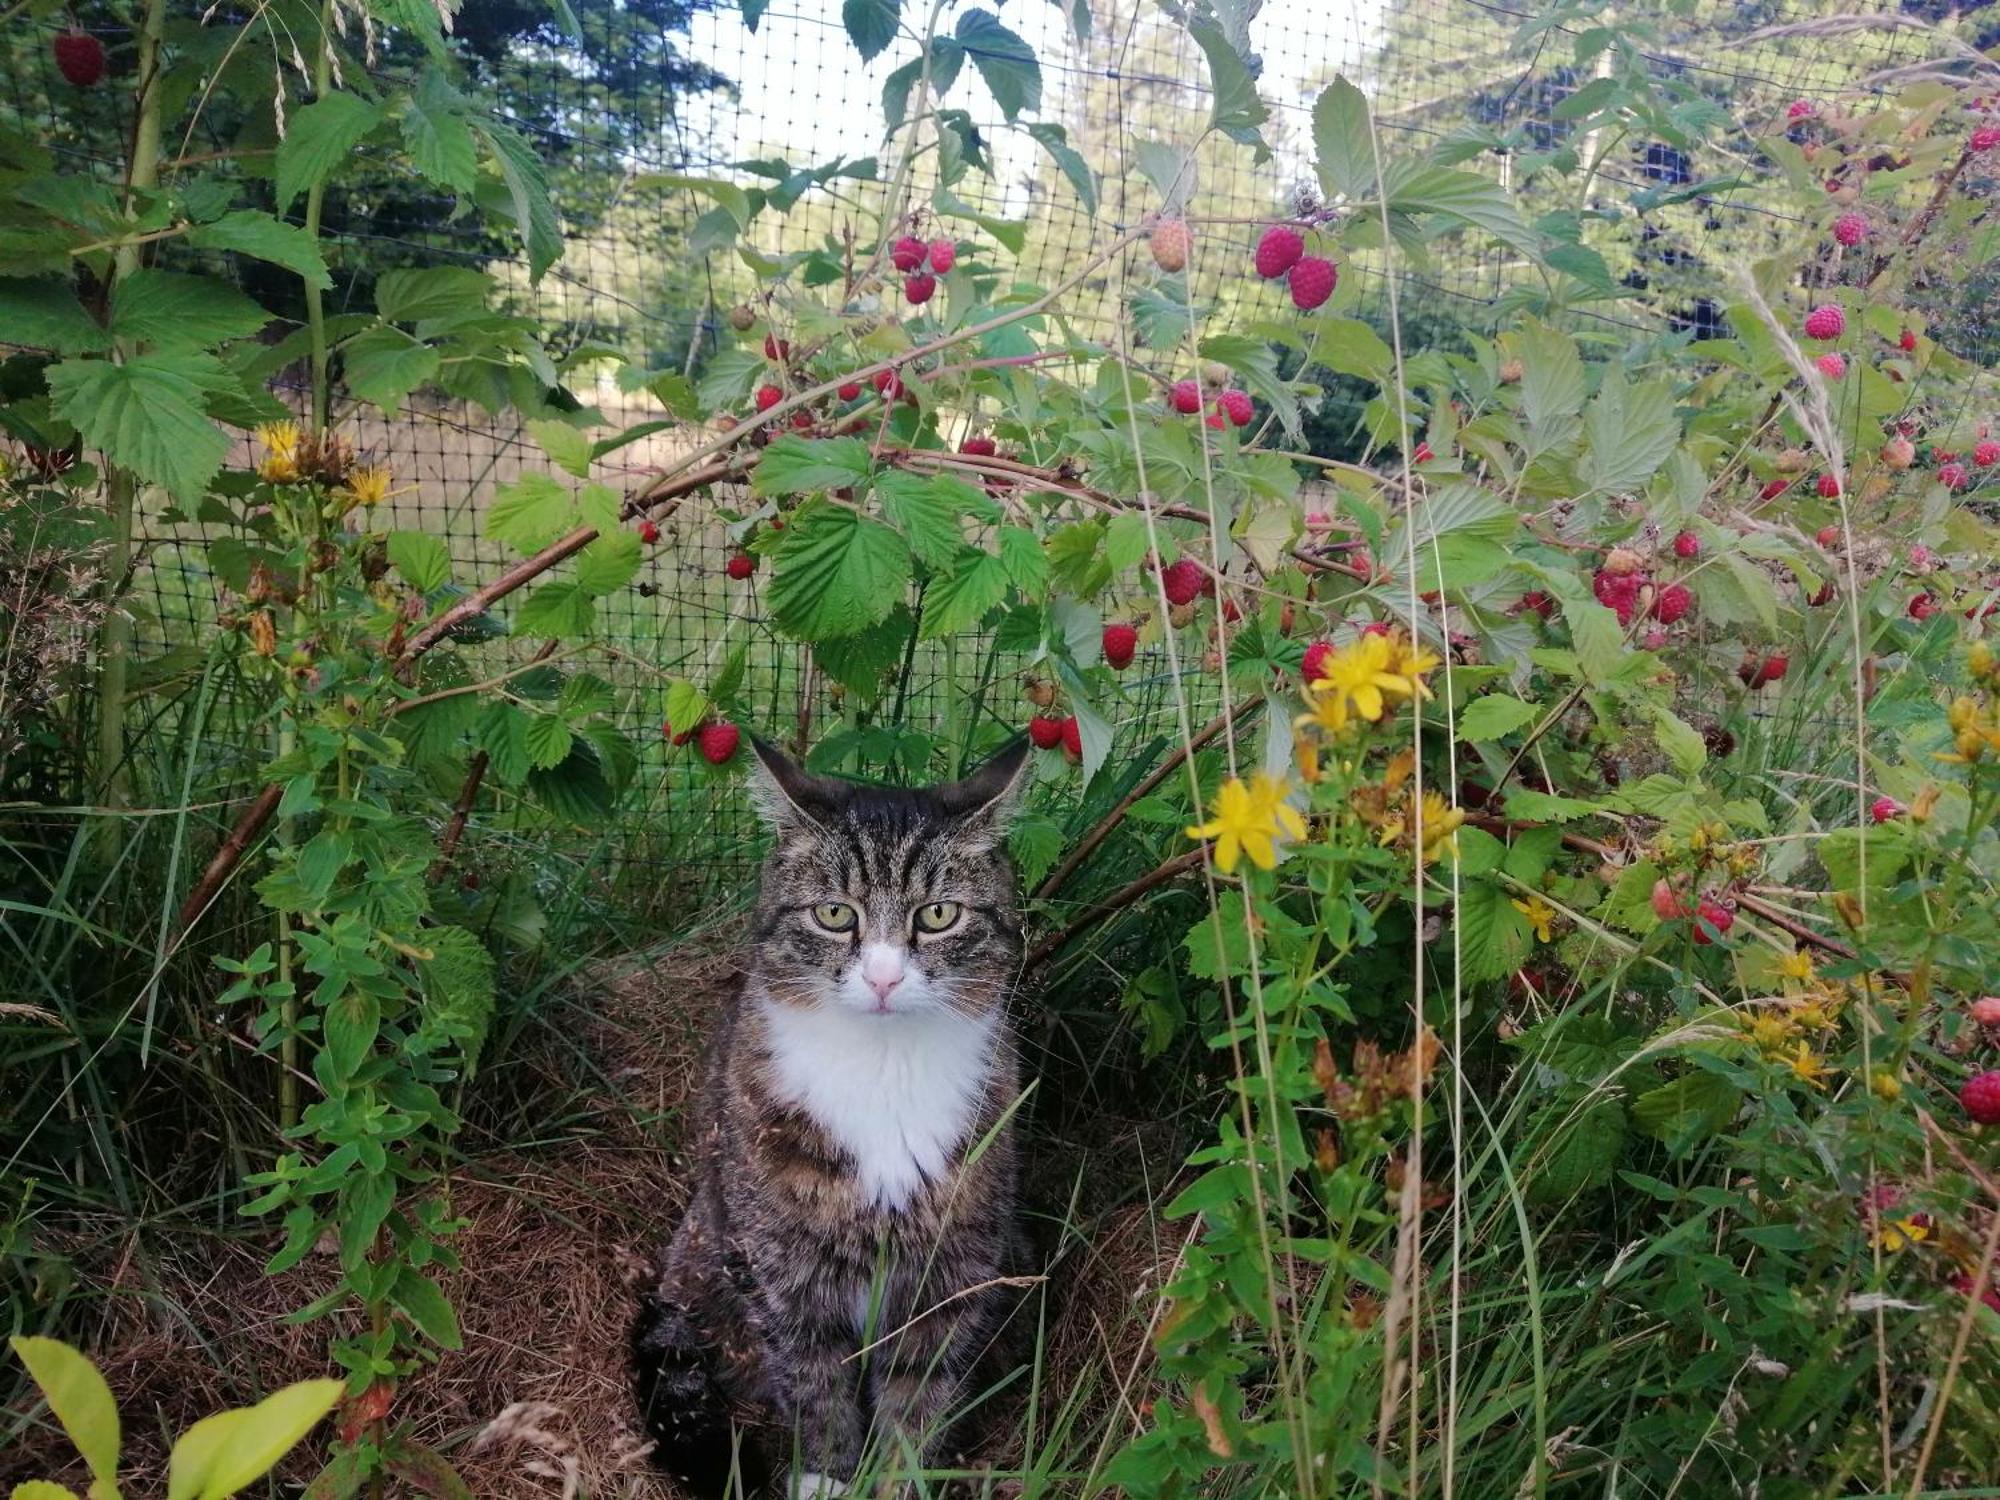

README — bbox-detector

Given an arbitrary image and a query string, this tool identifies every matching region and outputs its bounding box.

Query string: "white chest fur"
[755,994,998,1211]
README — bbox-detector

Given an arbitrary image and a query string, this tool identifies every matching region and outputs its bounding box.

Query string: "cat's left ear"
[937,736,1033,835]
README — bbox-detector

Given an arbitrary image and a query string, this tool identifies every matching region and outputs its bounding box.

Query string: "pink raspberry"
[1652,583,1692,624]
[1817,353,1847,379]
[754,384,783,413]
[1900,329,1918,352]
[1909,593,1939,621]
[1804,304,1846,341]
[1818,525,1841,548]
[1976,441,2000,466]
[1870,796,1902,823]
[1909,544,1932,569]
[1787,99,1817,120]
[1218,389,1254,427]
[1833,212,1867,246]
[1961,1070,2000,1124]
[1673,530,1700,559]
[1969,996,2000,1026]
[928,238,956,274]
[1817,474,1841,498]
[1288,255,1338,311]
[959,435,997,457]
[1412,440,1434,464]
[1651,879,1688,921]
[1301,640,1334,684]
[1940,462,1969,491]
[1102,622,1137,670]
[1642,627,1668,650]
[890,235,926,272]
[1169,379,1202,415]
[1884,436,1916,469]
[904,273,936,305]
[1253,224,1304,279]
[1159,557,1207,606]
[1204,412,1226,431]
[1971,125,2000,153]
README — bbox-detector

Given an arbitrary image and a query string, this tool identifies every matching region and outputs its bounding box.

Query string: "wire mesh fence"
[3,0,1974,909]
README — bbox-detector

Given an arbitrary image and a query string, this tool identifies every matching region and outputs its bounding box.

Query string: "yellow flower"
[342,464,394,507]
[1777,951,1815,985]
[1389,634,1442,701]
[1874,1216,1930,1252]
[1382,788,1464,864]
[1185,772,1307,874]
[256,419,301,483]
[1298,634,1416,732]
[1744,1012,1796,1055]
[1511,894,1557,943]
[1784,1041,1832,1090]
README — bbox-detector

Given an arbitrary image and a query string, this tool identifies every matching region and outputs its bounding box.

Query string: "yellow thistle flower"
[1784,1041,1832,1090]
[256,419,301,483]
[1777,951,1815,985]
[342,464,394,507]
[1186,772,1307,874]
[1298,634,1417,732]
[1511,894,1557,943]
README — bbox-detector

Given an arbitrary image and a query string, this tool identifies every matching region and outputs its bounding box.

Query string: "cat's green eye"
[812,902,858,932]
[913,901,962,935]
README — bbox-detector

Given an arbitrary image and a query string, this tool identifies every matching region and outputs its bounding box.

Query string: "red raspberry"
[1977,441,2000,467]
[904,273,936,305]
[1028,716,1064,750]
[1961,1070,2000,1124]
[1833,213,1867,247]
[763,334,790,362]
[1948,1271,2000,1314]
[789,410,814,431]
[1760,479,1788,501]
[1217,389,1254,427]
[754,384,783,413]
[1786,99,1816,119]
[1804,304,1845,340]
[697,722,741,765]
[891,235,926,272]
[54,29,104,86]
[1673,530,1700,559]
[1169,379,1202,415]
[1102,623,1137,669]
[1932,448,1958,465]
[1358,621,1392,638]
[1817,352,1847,379]
[1909,593,1938,620]
[1870,796,1902,823]
[1288,256,1338,311]
[1253,224,1304,279]
[960,435,997,457]
[1747,653,1788,687]
[1970,996,2000,1025]
[726,553,756,580]
[1060,715,1083,759]
[1971,126,2000,153]
[1817,473,1841,498]
[1519,590,1555,620]
[873,368,903,399]
[1301,640,1334,684]
[1692,897,1734,945]
[928,238,956,274]
[837,380,862,401]
[664,718,697,747]
[1160,557,1207,606]
[1592,568,1643,626]
[1651,583,1692,624]
[1817,524,1841,547]
[1651,879,1688,921]
[1809,581,1835,606]
[1940,462,1970,491]
[1899,329,1918,352]
[1412,440,1434,463]
[637,520,660,544]
[1203,412,1226,431]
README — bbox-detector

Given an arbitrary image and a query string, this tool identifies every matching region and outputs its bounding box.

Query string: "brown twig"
[1034,696,1265,902]
[1025,846,1209,970]
[172,782,282,933]
[427,751,489,884]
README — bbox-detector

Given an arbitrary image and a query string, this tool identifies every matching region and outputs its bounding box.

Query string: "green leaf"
[998,525,1048,593]
[477,703,531,783]
[1651,707,1706,776]
[1313,75,1376,201]
[275,92,383,211]
[527,417,593,478]
[956,9,1041,122]
[919,548,1010,638]
[1524,1094,1626,1204]
[883,46,965,131]
[1457,694,1537,741]
[874,471,967,568]
[486,471,576,553]
[752,435,873,496]
[1455,879,1532,983]
[1582,371,1679,496]
[1184,889,1252,980]
[812,606,913,698]
[572,532,640,595]
[514,580,597,638]
[473,119,563,282]
[629,171,753,229]
[1566,598,1625,683]
[1025,123,1096,212]
[1632,1073,1742,1155]
[1516,321,1586,439]
[523,712,573,771]
[842,0,900,61]
[373,267,493,323]
[1189,20,1267,149]
[8,1337,120,1490]
[109,269,271,352]
[767,507,910,640]
[341,327,439,416]
[1199,332,1299,439]
[401,70,477,192]
[166,1378,342,1500]
[10,1481,81,1498]
[0,278,110,353]
[1384,164,1541,261]
[186,211,332,291]
[45,352,230,503]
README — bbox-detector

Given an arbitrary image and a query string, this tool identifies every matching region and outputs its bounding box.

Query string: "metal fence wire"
[2,0,1970,911]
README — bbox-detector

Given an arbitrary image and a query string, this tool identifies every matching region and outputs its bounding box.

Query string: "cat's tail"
[631,1291,762,1498]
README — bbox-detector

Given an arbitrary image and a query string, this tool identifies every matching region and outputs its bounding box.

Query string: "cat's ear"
[746,734,836,829]
[937,736,1033,834]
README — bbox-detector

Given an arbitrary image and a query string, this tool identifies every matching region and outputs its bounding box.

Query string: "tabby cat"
[631,735,1033,1497]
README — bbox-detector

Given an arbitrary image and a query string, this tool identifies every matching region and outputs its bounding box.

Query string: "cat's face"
[744,738,1030,1023]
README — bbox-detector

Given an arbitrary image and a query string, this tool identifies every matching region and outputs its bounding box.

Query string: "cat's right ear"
[747,734,835,829]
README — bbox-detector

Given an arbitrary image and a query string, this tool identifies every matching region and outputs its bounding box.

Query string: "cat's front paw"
[788,1471,850,1499]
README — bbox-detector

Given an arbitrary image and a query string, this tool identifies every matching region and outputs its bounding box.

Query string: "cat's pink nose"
[862,948,905,1000]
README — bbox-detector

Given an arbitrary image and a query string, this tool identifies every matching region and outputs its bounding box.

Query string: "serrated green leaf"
[767,506,910,640]
[998,525,1048,594]
[629,171,753,229]
[1456,879,1532,983]
[1582,370,1679,496]
[1313,75,1376,201]
[1651,706,1706,775]
[275,91,383,211]
[373,266,493,323]
[955,9,1040,121]
[341,326,439,416]
[486,471,575,553]
[109,269,271,351]
[1025,122,1096,213]
[842,0,899,61]
[0,278,110,353]
[186,211,331,291]
[1566,598,1625,683]
[523,712,573,771]
[45,352,230,503]
[527,417,593,478]
[473,119,563,282]
[920,548,1009,638]
[572,532,640,595]
[1189,19,1267,149]
[813,606,914,698]
[477,702,531,782]
[1524,1094,1626,1204]
[753,435,873,495]
[1457,693,1537,741]
[875,471,966,567]
[1631,1072,1741,1154]
[514,580,596,638]
[401,70,477,192]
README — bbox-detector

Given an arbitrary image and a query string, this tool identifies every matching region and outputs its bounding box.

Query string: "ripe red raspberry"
[1169,379,1202,415]
[1870,795,1902,823]
[1970,996,2000,1026]
[1786,99,1816,120]
[927,238,956,274]
[872,368,903,399]
[1909,592,1938,620]
[1102,622,1137,669]
[763,334,790,362]
[754,384,783,413]
[891,235,926,272]
[1160,557,1207,606]
[1652,583,1692,624]
[1412,440,1434,464]
[1301,640,1334,684]
[1028,716,1064,750]
[1288,255,1338,311]
[1060,715,1082,759]
[726,553,756,580]
[1883,436,1915,469]
[1932,447,1958,464]
[1833,213,1867,247]
[53,30,104,87]
[1899,328,1918,352]
[904,273,936,305]
[1940,461,1970,491]
[1977,441,2000,467]
[789,410,814,431]
[637,520,660,544]
[1150,218,1190,273]
[1203,412,1225,431]
[697,722,741,765]
[1759,478,1788,501]
[1961,1070,2000,1124]
[1745,653,1788,687]
[837,380,862,401]
[1809,581,1835,607]
[1949,1270,2000,1314]
[1218,389,1254,427]
[960,435,997,457]
[1519,590,1554,620]
[1673,530,1700,559]
[1253,223,1304,279]
[664,718,697,747]
[1972,126,2000,153]
[1651,879,1688,921]
[1804,304,1845,341]
[1817,473,1841,498]
[1592,568,1644,626]
[1817,524,1840,547]
[1692,898,1734,945]
[1817,352,1847,380]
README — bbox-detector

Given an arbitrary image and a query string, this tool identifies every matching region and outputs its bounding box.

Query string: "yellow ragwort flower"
[342,464,394,507]
[1389,634,1442,701]
[1511,894,1557,944]
[1777,950,1815,985]
[256,419,301,483]
[1784,1041,1832,1090]
[1299,633,1417,732]
[1185,772,1307,874]
[1744,1012,1797,1055]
